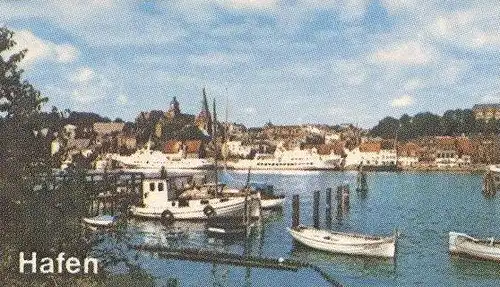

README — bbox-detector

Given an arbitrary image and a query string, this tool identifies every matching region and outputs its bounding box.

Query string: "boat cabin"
[141,178,176,207]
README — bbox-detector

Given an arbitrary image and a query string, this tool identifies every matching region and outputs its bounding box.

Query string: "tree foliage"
[0,27,49,181]
[370,109,496,141]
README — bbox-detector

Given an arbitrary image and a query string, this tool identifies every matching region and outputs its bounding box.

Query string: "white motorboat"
[110,141,213,170]
[129,178,247,221]
[227,145,341,171]
[288,226,397,258]
[449,232,500,261]
[260,195,285,209]
[82,215,117,227]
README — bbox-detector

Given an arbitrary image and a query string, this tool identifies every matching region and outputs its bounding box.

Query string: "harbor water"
[101,171,500,286]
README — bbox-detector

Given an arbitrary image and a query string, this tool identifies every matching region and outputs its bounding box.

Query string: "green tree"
[0,27,49,184]
[370,116,400,139]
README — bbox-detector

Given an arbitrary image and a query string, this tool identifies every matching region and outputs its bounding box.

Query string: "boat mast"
[212,97,218,192]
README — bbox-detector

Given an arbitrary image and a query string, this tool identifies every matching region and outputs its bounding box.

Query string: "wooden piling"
[313,190,320,229]
[325,188,332,228]
[342,185,350,210]
[292,194,300,228]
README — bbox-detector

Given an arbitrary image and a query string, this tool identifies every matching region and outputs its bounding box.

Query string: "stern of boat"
[448,232,464,253]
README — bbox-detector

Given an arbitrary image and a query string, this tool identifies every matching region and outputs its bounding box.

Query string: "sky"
[1,0,499,128]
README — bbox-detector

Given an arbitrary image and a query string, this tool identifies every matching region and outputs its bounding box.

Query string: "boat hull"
[82,215,116,227]
[130,197,246,220]
[449,232,500,261]
[288,226,396,258]
[261,197,285,209]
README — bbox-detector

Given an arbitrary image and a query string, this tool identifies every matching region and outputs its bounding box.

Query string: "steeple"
[194,88,213,137]
[166,96,180,118]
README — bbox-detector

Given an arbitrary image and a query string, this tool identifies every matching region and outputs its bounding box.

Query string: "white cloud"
[55,44,79,63]
[372,41,435,65]
[244,107,256,114]
[390,95,414,107]
[7,30,78,67]
[71,67,95,83]
[188,52,254,67]
[116,93,129,105]
[69,68,113,105]
[380,0,417,14]
[404,78,423,91]
[221,0,278,10]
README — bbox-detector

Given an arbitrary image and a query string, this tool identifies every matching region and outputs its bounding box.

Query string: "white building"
[325,133,341,144]
[344,148,397,167]
[63,124,77,139]
[226,141,252,158]
[398,156,419,167]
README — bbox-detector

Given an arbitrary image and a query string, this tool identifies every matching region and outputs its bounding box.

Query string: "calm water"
[103,171,500,286]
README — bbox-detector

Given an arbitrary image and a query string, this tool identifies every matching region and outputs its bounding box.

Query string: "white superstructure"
[227,146,340,170]
[110,142,212,170]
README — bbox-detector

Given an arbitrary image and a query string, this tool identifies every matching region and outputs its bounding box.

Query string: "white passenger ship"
[227,146,341,171]
[110,142,213,170]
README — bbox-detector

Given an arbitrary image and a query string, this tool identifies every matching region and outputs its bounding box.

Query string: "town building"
[225,141,253,158]
[344,142,397,167]
[473,103,500,121]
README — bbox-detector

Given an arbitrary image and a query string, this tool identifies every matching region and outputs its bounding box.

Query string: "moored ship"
[227,146,341,171]
[110,141,213,170]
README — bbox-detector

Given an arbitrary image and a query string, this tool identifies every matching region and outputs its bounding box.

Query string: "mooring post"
[342,185,350,211]
[313,190,320,229]
[292,194,300,228]
[336,186,342,206]
[325,187,332,228]
[336,186,343,220]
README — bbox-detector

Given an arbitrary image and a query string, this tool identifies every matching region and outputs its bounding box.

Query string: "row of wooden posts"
[292,185,351,229]
[86,172,146,216]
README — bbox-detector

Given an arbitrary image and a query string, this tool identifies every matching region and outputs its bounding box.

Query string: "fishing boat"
[449,232,500,261]
[129,178,247,222]
[82,215,117,228]
[288,226,397,258]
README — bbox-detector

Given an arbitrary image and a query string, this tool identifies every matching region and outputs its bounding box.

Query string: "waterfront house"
[396,142,421,167]
[473,103,500,121]
[344,142,397,168]
[163,140,203,159]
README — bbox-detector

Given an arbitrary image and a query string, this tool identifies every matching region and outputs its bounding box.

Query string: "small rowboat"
[449,232,500,261]
[206,216,249,238]
[261,194,285,209]
[288,226,397,258]
[82,215,117,228]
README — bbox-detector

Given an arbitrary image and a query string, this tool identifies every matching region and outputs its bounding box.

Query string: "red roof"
[359,142,381,153]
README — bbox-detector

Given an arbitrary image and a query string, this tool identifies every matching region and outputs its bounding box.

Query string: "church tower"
[166,96,181,118]
[194,88,213,137]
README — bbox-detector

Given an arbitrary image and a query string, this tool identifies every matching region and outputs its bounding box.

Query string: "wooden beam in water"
[131,245,307,271]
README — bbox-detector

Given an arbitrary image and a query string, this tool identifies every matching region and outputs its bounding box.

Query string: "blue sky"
[1,0,499,127]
